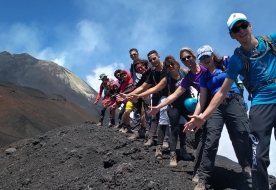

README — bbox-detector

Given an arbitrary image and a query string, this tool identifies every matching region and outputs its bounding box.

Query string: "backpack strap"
[261,35,276,56]
[234,34,276,100]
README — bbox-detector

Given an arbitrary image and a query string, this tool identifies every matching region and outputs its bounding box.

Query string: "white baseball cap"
[227,13,247,30]
[197,45,213,60]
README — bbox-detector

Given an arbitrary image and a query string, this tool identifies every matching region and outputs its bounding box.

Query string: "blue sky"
[1,0,276,176]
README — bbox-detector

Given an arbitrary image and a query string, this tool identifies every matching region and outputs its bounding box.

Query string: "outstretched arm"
[148,86,186,116]
[184,78,234,132]
[136,77,167,99]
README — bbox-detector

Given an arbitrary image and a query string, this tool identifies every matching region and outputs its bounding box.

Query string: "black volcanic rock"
[0,124,275,190]
[0,51,103,119]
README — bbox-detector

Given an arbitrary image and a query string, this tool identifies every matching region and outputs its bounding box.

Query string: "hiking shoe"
[242,166,252,179]
[128,132,139,140]
[180,146,192,160]
[97,122,103,126]
[169,151,177,167]
[144,138,153,147]
[192,174,199,183]
[114,123,124,129]
[194,182,206,190]
[122,126,133,134]
[119,127,125,132]
[155,145,162,160]
[138,127,146,138]
[162,141,169,150]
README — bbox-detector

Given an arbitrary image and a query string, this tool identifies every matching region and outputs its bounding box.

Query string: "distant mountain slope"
[0,51,102,117]
[0,81,97,148]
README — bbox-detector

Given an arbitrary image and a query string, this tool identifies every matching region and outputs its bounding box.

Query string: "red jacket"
[120,70,134,93]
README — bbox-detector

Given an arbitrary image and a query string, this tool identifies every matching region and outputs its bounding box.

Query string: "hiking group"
[93,13,276,190]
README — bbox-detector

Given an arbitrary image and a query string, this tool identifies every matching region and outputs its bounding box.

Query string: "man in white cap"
[184,13,276,190]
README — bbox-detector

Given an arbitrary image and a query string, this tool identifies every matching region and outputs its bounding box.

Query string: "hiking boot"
[194,182,206,190]
[138,127,146,138]
[122,126,132,134]
[162,141,169,150]
[144,138,153,147]
[128,131,139,140]
[119,126,125,132]
[242,166,252,179]
[155,145,162,160]
[169,151,177,167]
[97,122,103,126]
[192,174,199,183]
[114,123,124,129]
[180,146,192,160]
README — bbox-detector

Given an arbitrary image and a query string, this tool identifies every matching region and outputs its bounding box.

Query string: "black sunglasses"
[149,57,157,63]
[130,53,137,57]
[181,55,192,62]
[166,63,175,68]
[231,22,249,33]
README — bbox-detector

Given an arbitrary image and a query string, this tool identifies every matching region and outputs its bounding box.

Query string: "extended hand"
[147,106,159,116]
[94,100,98,105]
[129,94,139,102]
[183,115,206,133]
[116,93,126,102]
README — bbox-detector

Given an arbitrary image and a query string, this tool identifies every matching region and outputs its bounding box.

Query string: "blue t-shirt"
[226,33,276,107]
[200,63,240,95]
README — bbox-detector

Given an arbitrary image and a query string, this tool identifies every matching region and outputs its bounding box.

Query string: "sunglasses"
[149,57,157,63]
[199,55,211,61]
[181,55,192,62]
[166,63,175,68]
[231,21,249,33]
[130,53,137,57]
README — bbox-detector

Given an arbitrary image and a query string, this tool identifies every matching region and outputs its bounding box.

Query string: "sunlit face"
[104,82,112,90]
[102,76,108,82]
[199,54,214,69]
[165,62,178,73]
[230,21,252,43]
[135,63,147,74]
[180,51,196,69]
[116,73,121,80]
[148,53,160,67]
[120,73,128,81]
[130,50,139,61]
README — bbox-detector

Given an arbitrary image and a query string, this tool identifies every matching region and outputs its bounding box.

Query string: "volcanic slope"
[1,123,275,190]
[0,81,97,148]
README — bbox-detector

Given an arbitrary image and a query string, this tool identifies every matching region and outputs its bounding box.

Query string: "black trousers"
[99,107,111,123]
[199,95,251,183]
[249,104,276,190]
[166,105,190,151]
[148,95,161,140]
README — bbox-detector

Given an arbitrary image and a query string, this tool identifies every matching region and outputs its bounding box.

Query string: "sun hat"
[197,45,213,60]
[227,13,247,30]
[99,73,107,80]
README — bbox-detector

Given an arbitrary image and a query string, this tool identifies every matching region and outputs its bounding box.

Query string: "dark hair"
[147,50,159,57]
[133,58,149,72]
[114,69,121,79]
[164,55,180,69]
[119,70,127,76]
[213,52,225,70]
[129,48,138,54]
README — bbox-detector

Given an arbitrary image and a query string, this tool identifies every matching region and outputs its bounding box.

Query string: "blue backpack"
[234,35,276,100]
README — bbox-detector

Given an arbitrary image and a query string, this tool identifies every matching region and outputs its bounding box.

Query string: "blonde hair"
[179,47,196,59]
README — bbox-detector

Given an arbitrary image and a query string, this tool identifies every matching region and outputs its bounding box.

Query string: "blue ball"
[184,98,197,112]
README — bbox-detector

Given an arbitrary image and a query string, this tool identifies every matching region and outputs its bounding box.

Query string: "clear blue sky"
[1,0,276,175]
